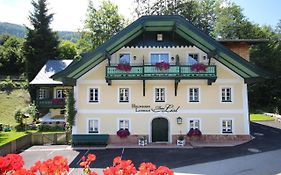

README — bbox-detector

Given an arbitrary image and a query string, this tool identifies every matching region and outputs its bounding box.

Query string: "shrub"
[117,129,130,138]
[38,125,65,132]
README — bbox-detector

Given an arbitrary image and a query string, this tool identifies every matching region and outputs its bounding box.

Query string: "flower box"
[115,63,132,72]
[176,139,185,146]
[155,61,170,70]
[191,63,207,72]
[117,129,130,138]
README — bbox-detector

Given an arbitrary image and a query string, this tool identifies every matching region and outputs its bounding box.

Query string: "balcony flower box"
[115,63,132,72]
[191,63,207,72]
[117,129,130,138]
[187,128,202,141]
[155,61,170,70]
[52,98,64,105]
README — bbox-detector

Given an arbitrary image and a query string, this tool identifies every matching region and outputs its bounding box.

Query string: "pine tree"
[65,90,77,128]
[23,0,59,84]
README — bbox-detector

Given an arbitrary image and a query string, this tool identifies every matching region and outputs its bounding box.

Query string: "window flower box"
[117,129,130,138]
[52,98,64,105]
[155,61,170,70]
[191,63,207,72]
[187,128,202,141]
[115,63,132,72]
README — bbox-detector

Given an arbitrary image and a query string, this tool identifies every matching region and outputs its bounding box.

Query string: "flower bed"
[191,63,207,72]
[155,62,170,70]
[115,63,132,72]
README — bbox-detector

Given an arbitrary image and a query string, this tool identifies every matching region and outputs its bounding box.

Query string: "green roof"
[52,15,265,84]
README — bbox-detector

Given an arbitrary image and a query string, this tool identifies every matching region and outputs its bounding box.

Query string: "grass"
[250,114,275,121]
[0,89,31,127]
[0,130,28,146]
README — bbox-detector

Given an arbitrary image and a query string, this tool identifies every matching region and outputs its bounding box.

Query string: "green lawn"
[0,130,28,146]
[250,114,275,121]
[0,89,31,127]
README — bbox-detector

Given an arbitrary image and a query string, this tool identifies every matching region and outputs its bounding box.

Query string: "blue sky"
[0,0,280,31]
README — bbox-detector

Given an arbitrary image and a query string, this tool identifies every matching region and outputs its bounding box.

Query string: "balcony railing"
[36,98,65,108]
[106,64,216,80]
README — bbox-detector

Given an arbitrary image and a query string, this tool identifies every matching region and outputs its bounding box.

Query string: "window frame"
[88,87,100,103]
[188,118,201,130]
[220,87,233,103]
[221,119,234,134]
[188,87,200,103]
[150,52,170,65]
[56,89,64,99]
[118,119,130,131]
[39,88,48,99]
[154,87,166,103]
[87,119,100,134]
[118,87,130,103]
[119,53,131,64]
[187,53,200,65]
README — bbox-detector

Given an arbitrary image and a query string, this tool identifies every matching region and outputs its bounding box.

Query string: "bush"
[0,77,15,92]
[38,124,65,132]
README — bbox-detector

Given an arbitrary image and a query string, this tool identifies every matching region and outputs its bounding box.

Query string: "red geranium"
[115,63,132,72]
[191,63,207,72]
[155,61,170,70]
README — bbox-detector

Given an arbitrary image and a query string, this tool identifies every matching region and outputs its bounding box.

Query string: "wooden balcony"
[106,64,217,81]
[36,99,65,108]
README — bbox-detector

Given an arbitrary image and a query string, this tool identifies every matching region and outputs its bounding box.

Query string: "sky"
[0,0,280,31]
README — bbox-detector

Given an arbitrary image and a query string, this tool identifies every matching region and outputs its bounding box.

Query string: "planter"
[176,139,185,146]
[138,138,148,146]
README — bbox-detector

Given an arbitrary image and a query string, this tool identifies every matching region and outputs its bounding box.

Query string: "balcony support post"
[142,80,146,96]
[174,79,180,96]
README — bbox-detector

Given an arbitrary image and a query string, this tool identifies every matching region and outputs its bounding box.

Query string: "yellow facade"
[73,46,250,143]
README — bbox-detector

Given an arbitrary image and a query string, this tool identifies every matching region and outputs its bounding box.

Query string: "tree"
[0,35,25,75]
[77,0,126,52]
[58,40,78,60]
[134,0,217,35]
[23,0,59,84]
[65,90,77,128]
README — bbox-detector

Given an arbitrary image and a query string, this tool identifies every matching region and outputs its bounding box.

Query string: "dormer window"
[157,33,163,41]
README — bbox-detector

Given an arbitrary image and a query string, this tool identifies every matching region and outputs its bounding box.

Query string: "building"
[35,16,264,145]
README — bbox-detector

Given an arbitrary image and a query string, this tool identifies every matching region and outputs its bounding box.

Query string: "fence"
[0,132,71,156]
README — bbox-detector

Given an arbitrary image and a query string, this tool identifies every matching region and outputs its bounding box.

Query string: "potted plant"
[176,135,185,146]
[155,61,170,70]
[115,63,132,72]
[117,128,130,138]
[187,128,202,141]
[191,63,207,72]
[138,136,148,146]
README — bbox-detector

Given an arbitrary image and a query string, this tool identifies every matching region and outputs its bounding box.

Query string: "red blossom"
[155,62,170,70]
[139,162,157,174]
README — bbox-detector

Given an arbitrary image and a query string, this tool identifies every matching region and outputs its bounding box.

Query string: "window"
[221,87,232,102]
[189,119,200,129]
[157,33,163,41]
[119,53,130,64]
[222,119,233,133]
[187,53,199,65]
[189,88,199,102]
[56,89,64,99]
[155,88,165,102]
[151,53,169,65]
[119,88,129,103]
[89,88,99,103]
[39,88,48,99]
[119,119,129,130]
[88,119,99,133]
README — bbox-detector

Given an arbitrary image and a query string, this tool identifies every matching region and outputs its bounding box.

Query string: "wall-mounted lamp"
[177,117,182,124]
[171,57,174,61]
[133,56,137,60]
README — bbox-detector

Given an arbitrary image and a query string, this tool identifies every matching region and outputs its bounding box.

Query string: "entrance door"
[152,118,168,142]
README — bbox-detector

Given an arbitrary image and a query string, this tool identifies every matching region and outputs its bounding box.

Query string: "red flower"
[191,63,207,72]
[139,162,157,174]
[155,166,174,175]
[155,62,170,70]
[115,63,132,72]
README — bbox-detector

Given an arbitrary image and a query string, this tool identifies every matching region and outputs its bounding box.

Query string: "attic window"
[157,34,163,41]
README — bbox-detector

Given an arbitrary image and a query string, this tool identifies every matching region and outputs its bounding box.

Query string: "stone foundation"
[172,134,251,143]
[108,135,149,144]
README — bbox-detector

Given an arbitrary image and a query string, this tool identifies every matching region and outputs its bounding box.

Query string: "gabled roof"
[52,15,265,84]
[30,60,73,85]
